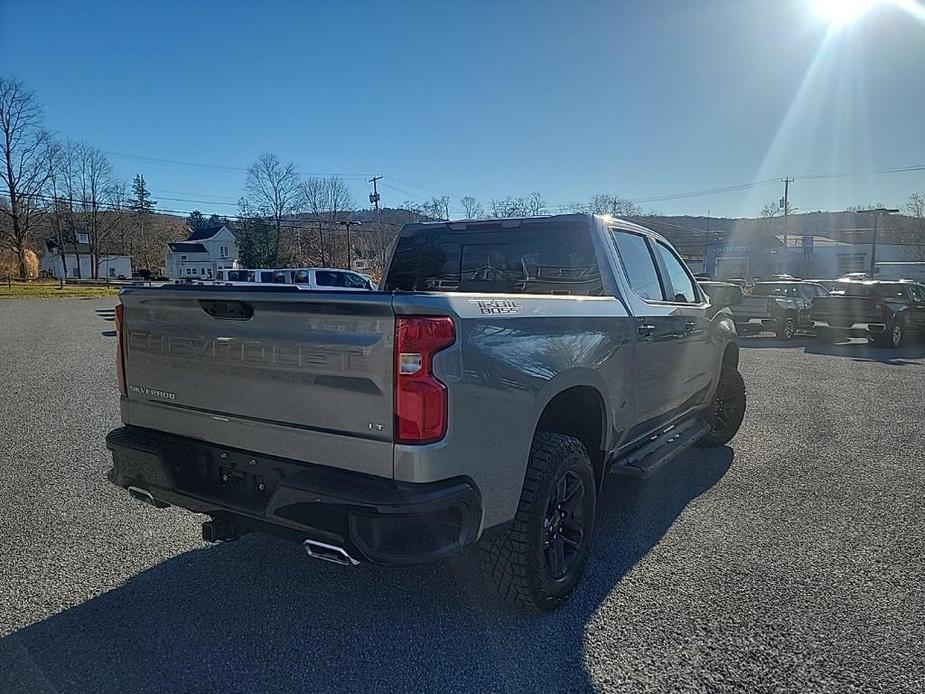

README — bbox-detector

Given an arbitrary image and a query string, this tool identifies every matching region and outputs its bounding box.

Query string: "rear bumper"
[734,317,782,331]
[105,426,482,565]
[813,320,886,335]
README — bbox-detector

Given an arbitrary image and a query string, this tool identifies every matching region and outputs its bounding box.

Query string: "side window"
[654,241,698,303]
[344,273,368,288]
[292,270,310,283]
[315,271,345,287]
[612,231,665,301]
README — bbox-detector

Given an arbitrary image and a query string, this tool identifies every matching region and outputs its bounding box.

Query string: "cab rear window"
[384,224,603,295]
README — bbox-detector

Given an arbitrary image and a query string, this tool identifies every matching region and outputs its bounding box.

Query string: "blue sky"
[2,0,923,218]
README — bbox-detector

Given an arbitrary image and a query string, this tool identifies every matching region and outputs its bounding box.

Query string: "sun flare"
[811,0,883,26]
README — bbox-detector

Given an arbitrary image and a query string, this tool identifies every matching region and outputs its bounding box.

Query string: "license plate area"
[179,444,294,512]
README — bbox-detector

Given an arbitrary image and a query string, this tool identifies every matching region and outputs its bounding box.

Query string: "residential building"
[165,224,238,279]
[40,232,133,279]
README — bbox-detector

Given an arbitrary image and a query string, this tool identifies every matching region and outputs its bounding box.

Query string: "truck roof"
[402,213,671,244]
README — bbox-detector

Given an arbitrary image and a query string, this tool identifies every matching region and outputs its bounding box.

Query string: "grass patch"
[0,282,120,299]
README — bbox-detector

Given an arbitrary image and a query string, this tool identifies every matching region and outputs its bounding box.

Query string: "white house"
[165,224,238,280]
[40,232,133,279]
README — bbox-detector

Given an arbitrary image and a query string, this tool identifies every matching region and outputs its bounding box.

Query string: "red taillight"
[395,316,455,444]
[114,303,127,397]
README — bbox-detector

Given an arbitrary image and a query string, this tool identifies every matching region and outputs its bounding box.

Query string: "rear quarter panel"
[392,293,633,528]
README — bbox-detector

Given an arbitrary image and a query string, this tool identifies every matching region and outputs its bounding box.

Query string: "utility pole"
[369,175,383,272]
[867,207,900,277]
[339,220,362,270]
[368,175,382,212]
[704,209,711,276]
[781,177,793,248]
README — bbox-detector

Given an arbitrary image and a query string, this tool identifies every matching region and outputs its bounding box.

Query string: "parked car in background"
[807,279,838,292]
[811,280,925,347]
[214,267,373,290]
[698,280,744,318]
[106,213,746,613]
[729,281,829,339]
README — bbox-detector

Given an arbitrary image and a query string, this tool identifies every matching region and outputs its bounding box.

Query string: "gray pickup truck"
[106,214,746,612]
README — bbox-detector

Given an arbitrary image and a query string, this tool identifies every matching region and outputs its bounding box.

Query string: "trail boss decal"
[468,299,523,315]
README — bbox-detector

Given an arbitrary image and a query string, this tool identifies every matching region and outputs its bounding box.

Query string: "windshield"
[842,283,906,299]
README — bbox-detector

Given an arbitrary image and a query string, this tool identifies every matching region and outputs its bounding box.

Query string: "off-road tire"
[479,432,596,613]
[698,366,747,447]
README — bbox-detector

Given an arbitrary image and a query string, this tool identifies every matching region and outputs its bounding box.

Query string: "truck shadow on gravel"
[0,448,733,694]
[739,335,925,364]
[802,340,925,365]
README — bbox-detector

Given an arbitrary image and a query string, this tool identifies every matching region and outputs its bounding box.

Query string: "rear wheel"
[876,321,903,348]
[776,317,796,340]
[479,432,596,613]
[698,366,747,447]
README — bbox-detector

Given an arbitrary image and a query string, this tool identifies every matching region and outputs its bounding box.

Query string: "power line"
[28,192,406,230]
[104,150,376,179]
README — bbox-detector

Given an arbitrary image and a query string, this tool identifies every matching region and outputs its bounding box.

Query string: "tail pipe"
[303,539,360,566]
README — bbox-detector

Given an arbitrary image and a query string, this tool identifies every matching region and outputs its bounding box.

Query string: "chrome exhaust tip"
[127,486,169,508]
[303,539,360,566]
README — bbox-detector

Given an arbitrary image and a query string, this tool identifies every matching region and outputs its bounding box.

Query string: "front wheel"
[776,317,796,340]
[479,432,597,613]
[698,366,747,447]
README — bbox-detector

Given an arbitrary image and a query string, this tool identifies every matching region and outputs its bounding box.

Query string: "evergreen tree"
[186,210,206,231]
[130,174,156,213]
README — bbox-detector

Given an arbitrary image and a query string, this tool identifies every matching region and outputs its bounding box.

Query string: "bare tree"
[302,176,328,265]
[0,78,54,278]
[588,193,641,217]
[490,196,524,218]
[760,202,779,218]
[245,153,301,265]
[904,192,925,261]
[903,192,924,219]
[489,193,545,218]
[421,195,450,220]
[66,142,124,278]
[44,139,75,280]
[325,176,353,225]
[460,195,484,219]
[525,191,546,216]
[401,200,427,221]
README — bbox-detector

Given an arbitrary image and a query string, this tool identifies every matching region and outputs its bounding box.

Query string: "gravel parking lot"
[1,298,923,693]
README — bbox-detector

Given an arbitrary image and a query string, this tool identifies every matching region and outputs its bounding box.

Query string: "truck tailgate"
[731,295,771,319]
[119,287,396,478]
[812,296,880,325]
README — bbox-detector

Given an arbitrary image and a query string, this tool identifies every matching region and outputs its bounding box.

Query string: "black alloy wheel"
[543,470,587,580]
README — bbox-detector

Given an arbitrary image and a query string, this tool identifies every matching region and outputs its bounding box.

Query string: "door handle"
[637,323,656,341]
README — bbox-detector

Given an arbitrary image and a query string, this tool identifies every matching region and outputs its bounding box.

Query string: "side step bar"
[609,417,710,479]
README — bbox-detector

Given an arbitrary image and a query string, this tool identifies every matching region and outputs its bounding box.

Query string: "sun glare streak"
[812,0,879,26]
[894,0,925,22]
[812,0,925,27]
[734,0,923,224]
